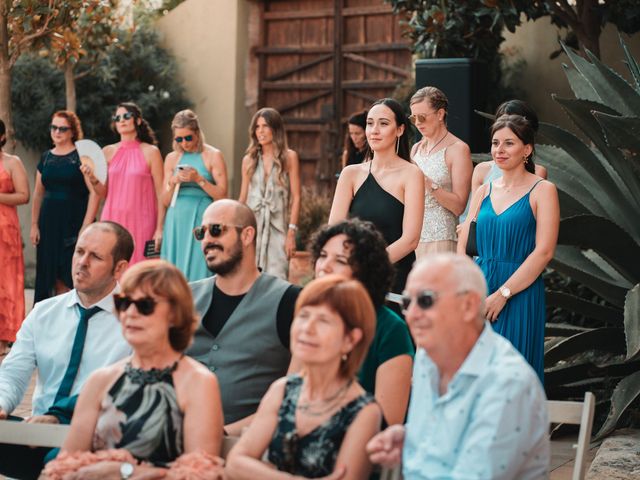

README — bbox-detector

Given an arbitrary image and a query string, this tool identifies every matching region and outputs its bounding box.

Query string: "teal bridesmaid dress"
[475,180,545,384]
[161,152,213,281]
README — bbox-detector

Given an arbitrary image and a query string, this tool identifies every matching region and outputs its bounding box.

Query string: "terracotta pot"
[288,251,314,286]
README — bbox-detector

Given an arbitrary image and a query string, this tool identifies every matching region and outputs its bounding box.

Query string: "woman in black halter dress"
[329,98,424,294]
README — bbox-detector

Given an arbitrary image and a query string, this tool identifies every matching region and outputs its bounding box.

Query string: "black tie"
[54,305,102,402]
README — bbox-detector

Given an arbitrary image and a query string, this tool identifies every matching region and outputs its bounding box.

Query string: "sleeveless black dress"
[349,164,415,293]
[35,150,89,302]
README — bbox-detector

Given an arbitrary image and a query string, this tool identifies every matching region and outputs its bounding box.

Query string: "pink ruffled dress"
[101,140,157,264]
[0,159,24,342]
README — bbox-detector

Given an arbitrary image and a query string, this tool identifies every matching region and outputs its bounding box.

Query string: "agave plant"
[531,37,640,439]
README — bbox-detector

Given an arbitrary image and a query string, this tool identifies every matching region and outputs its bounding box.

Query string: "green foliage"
[11,23,191,152]
[534,37,640,439]
[11,55,64,151]
[296,187,331,252]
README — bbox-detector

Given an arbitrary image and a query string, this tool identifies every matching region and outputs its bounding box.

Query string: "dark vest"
[188,274,291,424]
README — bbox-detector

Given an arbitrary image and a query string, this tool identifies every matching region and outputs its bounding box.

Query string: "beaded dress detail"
[413,146,457,243]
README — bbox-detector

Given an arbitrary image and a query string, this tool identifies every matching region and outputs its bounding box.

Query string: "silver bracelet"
[288,223,298,231]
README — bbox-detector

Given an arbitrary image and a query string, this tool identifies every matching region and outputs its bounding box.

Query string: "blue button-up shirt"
[403,323,549,479]
[0,288,131,415]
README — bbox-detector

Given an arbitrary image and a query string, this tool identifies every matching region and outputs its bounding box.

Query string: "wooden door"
[255,0,412,191]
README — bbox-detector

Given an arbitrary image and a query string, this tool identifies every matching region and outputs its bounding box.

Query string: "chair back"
[547,391,596,480]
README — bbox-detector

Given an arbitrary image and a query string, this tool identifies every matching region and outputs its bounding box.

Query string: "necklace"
[425,130,449,156]
[296,379,353,417]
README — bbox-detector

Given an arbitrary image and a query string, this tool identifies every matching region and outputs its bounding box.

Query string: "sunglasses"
[400,289,468,312]
[112,112,135,122]
[50,125,71,133]
[113,295,158,316]
[408,112,437,125]
[175,135,194,143]
[193,223,243,241]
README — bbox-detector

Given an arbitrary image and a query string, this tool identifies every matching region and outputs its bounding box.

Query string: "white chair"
[547,391,596,480]
[0,420,69,448]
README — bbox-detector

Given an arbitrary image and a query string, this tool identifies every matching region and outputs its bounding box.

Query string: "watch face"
[121,462,134,477]
[501,287,511,298]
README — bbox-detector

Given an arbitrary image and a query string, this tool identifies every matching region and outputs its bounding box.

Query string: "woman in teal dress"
[458,114,559,383]
[162,110,228,281]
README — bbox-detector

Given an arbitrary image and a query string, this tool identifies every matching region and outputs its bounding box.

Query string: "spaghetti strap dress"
[0,160,25,341]
[475,180,545,383]
[161,152,213,281]
[349,163,415,293]
[101,140,157,265]
[34,150,89,303]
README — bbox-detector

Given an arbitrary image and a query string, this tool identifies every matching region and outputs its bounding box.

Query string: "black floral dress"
[268,375,375,477]
[92,360,183,466]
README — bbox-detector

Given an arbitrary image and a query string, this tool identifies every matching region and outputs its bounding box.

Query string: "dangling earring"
[523,155,528,164]
[396,136,400,155]
[341,353,348,362]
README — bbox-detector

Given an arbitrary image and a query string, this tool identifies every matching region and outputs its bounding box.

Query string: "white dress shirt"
[0,287,131,416]
[403,323,550,480]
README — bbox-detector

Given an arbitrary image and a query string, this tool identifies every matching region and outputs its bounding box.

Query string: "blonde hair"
[410,86,449,122]
[245,107,289,186]
[171,109,205,153]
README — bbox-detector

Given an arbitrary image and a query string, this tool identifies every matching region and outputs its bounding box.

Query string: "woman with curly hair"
[310,219,414,425]
[32,110,99,302]
[84,102,164,265]
[239,107,301,280]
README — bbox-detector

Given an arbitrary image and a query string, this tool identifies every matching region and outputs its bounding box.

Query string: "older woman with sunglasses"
[84,102,164,265]
[227,275,381,480]
[161,110,228,281]
[42,260,224,480]
[31,110,99,303]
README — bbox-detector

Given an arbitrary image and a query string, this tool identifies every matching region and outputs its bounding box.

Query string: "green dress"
[161,152,213,281]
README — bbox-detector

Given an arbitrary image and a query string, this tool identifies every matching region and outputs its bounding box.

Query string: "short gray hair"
[413,253,487,319]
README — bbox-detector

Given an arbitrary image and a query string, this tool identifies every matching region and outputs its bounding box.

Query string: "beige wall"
[502,18,640,131]
[156,0,251,197]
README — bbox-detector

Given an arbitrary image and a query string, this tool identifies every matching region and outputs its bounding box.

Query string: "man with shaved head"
[367,253,549,479]
[187,199,300,435]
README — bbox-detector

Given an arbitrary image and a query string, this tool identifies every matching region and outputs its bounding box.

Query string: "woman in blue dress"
[161,110,228,281]
[458,114,559,383]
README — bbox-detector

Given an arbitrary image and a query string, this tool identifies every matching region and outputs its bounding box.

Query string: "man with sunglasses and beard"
[367,253,549,480]
[0,221,133,479]
[188,199,301,436]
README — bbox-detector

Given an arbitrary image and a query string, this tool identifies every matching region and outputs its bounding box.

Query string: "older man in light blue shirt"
[368,253,549,479]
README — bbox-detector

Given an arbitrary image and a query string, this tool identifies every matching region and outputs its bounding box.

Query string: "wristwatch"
[120,462,134,479]
[499,286,512,300]
[198,178,206,187]
[431,182,440,191]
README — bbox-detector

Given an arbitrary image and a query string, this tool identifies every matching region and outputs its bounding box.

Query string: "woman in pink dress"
[85,103,164,264]
[0,120,29,353]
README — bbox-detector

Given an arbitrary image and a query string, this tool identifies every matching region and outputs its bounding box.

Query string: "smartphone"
[176,165,191,171]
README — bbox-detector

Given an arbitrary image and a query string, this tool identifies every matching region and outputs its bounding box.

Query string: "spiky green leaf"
[545,328,625,366]
[620,34,640,93]
[594,370,640,440]
[584,50,640,117]
[546,291,623,324]
[562,63,601,103]
[624,283,640,361]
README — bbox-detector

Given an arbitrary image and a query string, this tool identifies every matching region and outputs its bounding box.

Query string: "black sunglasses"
[112,112,135,122]
[50,124,71,133]
[113,295,158,316]
[175,135,194,143]
[193,223,243,241]
[401,289,468,312]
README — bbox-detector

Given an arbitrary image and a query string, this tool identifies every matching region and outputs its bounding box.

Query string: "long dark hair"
[368,98,411,162]
[0,119,6,148]
[491,114,536,174]
[343,110,368,161]
[495,99,539,133]
[112,102,157,145]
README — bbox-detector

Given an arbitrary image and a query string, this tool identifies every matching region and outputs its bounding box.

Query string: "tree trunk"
[577,0,601,58]
[0,3,14,152]
[64,62,76,112]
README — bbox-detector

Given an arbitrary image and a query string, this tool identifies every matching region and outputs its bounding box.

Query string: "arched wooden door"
[254,0,412,191]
